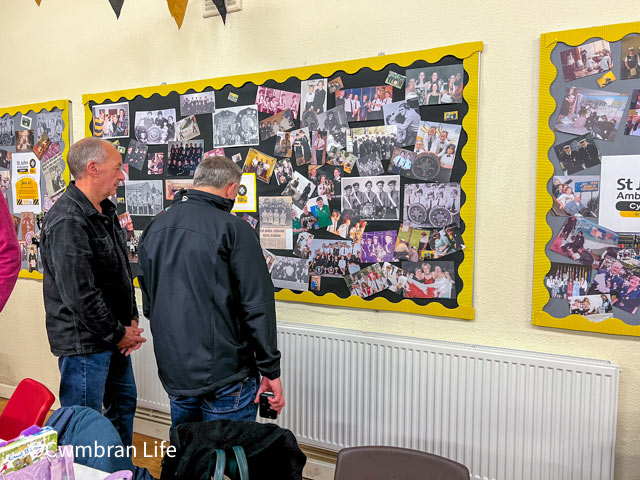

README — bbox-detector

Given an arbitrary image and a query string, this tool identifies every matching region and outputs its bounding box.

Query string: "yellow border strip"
[533,22,640,336]
[84,42,483,320]
[0,99,72,281]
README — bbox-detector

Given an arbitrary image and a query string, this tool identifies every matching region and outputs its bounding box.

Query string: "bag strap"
[229,446,249,480]
[206,449,227,480]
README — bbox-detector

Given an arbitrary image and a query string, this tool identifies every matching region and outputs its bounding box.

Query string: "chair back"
[0,378,55,441]
[334,446,470,480]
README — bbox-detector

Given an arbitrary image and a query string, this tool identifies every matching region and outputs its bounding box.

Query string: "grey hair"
[67,137,112,179]
[193,156,242,188]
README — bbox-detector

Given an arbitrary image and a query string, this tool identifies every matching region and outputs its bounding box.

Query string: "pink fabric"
[0,195,20,312]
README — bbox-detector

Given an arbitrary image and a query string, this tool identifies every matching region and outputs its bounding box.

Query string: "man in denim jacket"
[40,138,146,447]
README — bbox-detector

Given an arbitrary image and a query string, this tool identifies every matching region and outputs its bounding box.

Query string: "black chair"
[334,446,470,480]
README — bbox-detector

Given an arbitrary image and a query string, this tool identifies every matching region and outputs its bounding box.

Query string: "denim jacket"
[41,182,138,356]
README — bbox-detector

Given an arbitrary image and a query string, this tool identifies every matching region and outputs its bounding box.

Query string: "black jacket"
[41,182,138,356]
[160,420,306,480]
[138,189,280,397]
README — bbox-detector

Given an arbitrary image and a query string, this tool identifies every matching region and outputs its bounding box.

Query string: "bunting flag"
[34,0,42,5]
[108,0,125,18]
[212,0,227,24]
[167,0,189,29]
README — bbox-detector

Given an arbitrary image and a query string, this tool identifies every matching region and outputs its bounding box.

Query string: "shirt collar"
[65,181,117,218]
[173,188,235,212]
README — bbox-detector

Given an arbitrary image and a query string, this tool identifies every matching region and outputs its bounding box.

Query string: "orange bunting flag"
[35,0,42,5]
[167,0,189,29]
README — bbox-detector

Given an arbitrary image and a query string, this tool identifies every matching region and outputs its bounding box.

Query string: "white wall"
[1,1,639,477]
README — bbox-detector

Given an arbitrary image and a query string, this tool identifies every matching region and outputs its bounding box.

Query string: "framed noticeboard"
[533,21,640,335]
[84,42,482,319]
[0,99,72,280]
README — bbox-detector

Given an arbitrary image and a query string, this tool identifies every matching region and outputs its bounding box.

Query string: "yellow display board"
[84,43,482,320]
[533,22,640,335]
[0,99,72,280]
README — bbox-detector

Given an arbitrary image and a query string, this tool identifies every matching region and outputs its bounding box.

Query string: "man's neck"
[75,180,105,213]
[192,185,229,198]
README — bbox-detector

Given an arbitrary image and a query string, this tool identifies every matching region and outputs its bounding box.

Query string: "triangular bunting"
[109,0,125,18]
[34,0,42,5]
[167,0,189,29]
[212,0,227,24]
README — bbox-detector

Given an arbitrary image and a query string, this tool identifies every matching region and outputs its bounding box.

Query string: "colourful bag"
[2,447,74,480]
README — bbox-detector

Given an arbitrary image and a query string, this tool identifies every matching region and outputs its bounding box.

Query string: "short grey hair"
[193,156,242,188]
[67,137,112,179]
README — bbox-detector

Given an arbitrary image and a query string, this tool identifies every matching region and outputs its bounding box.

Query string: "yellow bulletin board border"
[533,22,640,336]
[0,99,72,281]
[84,42,482,320]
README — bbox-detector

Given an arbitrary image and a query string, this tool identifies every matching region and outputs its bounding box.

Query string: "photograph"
[274,131,292,158]
[0,115,15,147]
[360,230,398,263]
[175,115,200,141]
[20,212,34,243]
[621,36,640,80]
[126,230,143,264]
[589,254,640,300]
[344,263,386,298]
[36,111,64,143]
[356,153,384,176]
[342,175,400,221]
[327,209,367,243]
[347,126,397,162]
[316,105,349,150]
[281,170,316,209]
[147,152,164,175]
[308,239,361,277]
[559,40,612,81]
[550,216,618,266]
[118,211,134,232]
[597,71,616,88]
[20,115,32,130]
[27,244,39,273]
[612,274,640,315]
[335,86,393,122]
[327,77,344,94]
[307,195,331,228]
[263,249,277,274]
[403,183,461,228]
[310,275,321,292]
[259,109,295,141]
[134,109,176,144]
[394,225,434,262]
[92,102,129,139]
[0,149,11,170]
[568,294,613,321]
[124,140,148,171]
[271,256,310,291]
[385,71,405,89]
[553,133,601,174]
[293,231,314,259]
[292,203,318,234]
[204,148,225,159]
[41,142,61,163]
[326,147,357,174]
[309,164,341,201]
[415,121,462,162]
[300,109,319,132]
[554,87,628,141]
[624,89,640,136]
[239,213,258,229]
[1,171,11,202]
[243,148,277,184]
[125,180,163,216]
[228,92,239,102]
[401,260,456,299]
[274,159,294,186]
[33,133,51,160]
[167,140,204,177]
[300,78,328,114]
[388,147,417,176]
[291,128,312,166]
[232,153,243,164]
[180,91,216,116]
[405,64,464,106]
[15,130,34,152]
[213,105,259,147]
[550,176,599,217]
[380,262,409,294]
[310,131,327,165]
[382,101,421,147]
[256,86,301,119]
[259,196,293,250]
[545,262,593,299]
[165,179,194,200]
[41,153,66,197]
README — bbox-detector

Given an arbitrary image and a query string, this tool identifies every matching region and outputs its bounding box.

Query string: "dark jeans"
[169,377,258,433]
[58,351,137,447]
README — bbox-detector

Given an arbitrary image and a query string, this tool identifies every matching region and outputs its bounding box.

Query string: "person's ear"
[86,161,99,178]
[226,182,239,199]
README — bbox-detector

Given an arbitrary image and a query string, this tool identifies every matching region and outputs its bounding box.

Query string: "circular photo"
[411,152,440,181]
[406,203,428,225]
[428,207,453,228]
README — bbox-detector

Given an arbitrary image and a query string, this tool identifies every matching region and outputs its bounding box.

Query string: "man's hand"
[254,376,285,414]
[117,322,146,356]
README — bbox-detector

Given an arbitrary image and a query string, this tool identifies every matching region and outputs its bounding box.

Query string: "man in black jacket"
[138,155,284,430]
[40,138,146,447]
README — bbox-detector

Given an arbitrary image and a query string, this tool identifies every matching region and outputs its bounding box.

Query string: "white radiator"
[132,318,619,480]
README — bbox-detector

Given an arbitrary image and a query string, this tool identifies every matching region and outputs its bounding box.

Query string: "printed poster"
[11,152,41,213]
[599,155,640,233]
[231,173,257,213]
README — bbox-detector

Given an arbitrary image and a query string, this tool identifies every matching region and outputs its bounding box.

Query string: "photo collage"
[545,35,640,322]
[86,58,467,302]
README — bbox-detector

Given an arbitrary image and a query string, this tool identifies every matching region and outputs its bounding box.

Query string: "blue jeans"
[58,351,137,447]
[169,377,258,432]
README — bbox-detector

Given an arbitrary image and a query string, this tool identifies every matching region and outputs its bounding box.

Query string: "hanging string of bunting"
[33,0,227,27]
